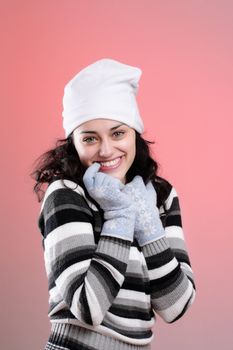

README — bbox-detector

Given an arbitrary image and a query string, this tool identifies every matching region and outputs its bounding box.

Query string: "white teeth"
[100,158,120,167]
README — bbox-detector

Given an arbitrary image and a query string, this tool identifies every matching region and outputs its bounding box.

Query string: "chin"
[105,171,125,183]
[98,165,128,183]
[114,174,126,183]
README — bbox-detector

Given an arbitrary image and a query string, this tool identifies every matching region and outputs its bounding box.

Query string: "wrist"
[141,235,170,253]
[137,232,165,247]
[101,209,135,242]
[135,219,165,247]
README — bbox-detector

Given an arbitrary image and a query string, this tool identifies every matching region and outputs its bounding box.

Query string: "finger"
[96,172,123,190]
[146,181,157,203]
[123,182,133,194]
[94,171,108,188]
[83,162,101,189]
[118,181,124,190]
[132,175,144,186]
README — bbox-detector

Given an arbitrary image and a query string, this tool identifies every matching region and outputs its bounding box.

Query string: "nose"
[98,138,114,158]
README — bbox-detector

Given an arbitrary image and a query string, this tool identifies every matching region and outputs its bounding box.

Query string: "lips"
[97,156,123,170]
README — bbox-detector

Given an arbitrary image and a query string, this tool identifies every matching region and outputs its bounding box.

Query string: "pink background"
[1,1,232,349]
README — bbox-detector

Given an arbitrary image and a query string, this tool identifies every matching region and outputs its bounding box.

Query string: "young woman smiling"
[31,58,196,350]
[72,119,136,183]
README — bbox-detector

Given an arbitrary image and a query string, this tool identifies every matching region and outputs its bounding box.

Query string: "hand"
[83,163,131,211]
[123,176,165,246]
[83,163,135,241]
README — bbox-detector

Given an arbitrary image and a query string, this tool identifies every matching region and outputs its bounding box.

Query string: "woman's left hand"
[123,176,165,246]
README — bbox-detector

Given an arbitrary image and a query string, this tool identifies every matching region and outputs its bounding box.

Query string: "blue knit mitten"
[83,163,135,242]
[123,176,165,246]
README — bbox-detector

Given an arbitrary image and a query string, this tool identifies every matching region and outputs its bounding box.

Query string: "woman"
[31,58,196,350]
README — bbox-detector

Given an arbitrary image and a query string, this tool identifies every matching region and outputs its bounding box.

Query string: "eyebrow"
[79,123,125,134]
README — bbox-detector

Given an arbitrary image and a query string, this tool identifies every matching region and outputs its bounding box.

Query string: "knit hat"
[62,58,144,137]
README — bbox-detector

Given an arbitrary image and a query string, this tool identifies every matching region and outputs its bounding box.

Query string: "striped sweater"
[38,177,196,346]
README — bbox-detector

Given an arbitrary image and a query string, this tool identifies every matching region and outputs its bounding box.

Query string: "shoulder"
[151,176,180,210]
[151,178,183,229]
[40,177,98,215]
[38,178,100,237]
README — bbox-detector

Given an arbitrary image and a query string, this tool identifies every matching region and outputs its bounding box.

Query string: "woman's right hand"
[83,162,132,211]
[83,163,135,242]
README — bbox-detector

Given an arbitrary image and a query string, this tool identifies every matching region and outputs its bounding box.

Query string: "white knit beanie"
[62,58,144,137]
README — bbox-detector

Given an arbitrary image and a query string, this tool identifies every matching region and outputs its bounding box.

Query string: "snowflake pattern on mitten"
[123,176,165,245]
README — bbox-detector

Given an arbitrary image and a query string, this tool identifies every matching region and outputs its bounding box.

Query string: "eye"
[83,136,97,144]
[113,130,125,138]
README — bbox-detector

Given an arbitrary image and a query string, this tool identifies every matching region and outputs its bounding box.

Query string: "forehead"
[75,119,127,133]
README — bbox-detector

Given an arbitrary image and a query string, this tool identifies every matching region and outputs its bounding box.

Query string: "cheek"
[74,143,93,167]
[129,144,136,165]
[78,153,89,167]
[120,133,135,149]
[123,136,136,160]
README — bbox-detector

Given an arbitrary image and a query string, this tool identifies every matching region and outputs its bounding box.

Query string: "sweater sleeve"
[142,185,196,323]
[38,179,131,327]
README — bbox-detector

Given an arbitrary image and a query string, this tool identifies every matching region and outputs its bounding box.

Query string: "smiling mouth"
[97,157,122,168]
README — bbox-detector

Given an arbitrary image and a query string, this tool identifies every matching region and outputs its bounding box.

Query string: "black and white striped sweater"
[38,177,196,346]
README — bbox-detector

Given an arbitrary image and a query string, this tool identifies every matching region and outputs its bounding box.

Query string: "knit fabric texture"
[38,177,196,347]
[62,58,144,137]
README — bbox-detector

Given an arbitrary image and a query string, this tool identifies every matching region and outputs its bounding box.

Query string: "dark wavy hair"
[30,132,171,208]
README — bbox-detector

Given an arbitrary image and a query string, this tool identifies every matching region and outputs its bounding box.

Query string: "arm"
[39,179,132,327]
[142,184,196,323]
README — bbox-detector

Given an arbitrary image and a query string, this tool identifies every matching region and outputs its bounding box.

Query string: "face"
[72,119,136,183]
